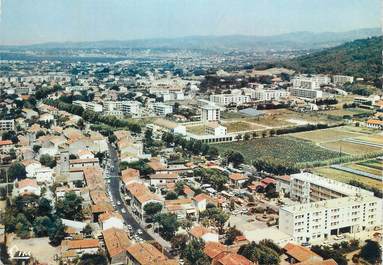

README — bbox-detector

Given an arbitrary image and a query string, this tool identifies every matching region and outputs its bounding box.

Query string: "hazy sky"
[0,0,380,45]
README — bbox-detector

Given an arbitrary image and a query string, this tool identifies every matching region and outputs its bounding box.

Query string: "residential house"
[164,198,197,220]
[102,228,132,265]
[126,242,176,265]
[61,239,100,260]
[126,182,163,220]
[13,179,41,197]
[229,173,248,188]
[212,252,254,265]
[99,212,124,230]
[149,172,178,186]
[189,225,219,242]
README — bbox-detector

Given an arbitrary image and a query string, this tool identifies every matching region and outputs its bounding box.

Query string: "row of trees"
[161,132,219,158]
[253,158,299,175]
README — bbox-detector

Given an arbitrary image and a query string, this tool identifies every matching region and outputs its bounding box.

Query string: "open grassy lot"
[213,136,341,165]
[321,108,374,117]
[292,127,364,143]
[313,166,383,190]
[223,121,266,132]
[320,140,382,155]
[186,125,206,135]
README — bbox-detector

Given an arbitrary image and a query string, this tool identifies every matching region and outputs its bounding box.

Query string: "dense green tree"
[171,234,188,251]
[55,192,83,220]
[78,254,108,265]
[154,213,179,240]
[360,240,382,265]
[225,226,242,245]
[49,219,66,246]
[7,162,26,181]
[33,216,54,237]
[165,191,178,200]
[238,241,280,265]
[182,238,210,265]
[39,154,57,168]
[143,202,163,219]
[227,151,244,167]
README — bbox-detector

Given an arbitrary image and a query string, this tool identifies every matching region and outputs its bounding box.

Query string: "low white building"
[205,123,227,136]
[34,166,54,183]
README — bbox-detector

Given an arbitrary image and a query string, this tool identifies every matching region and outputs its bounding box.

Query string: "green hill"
[282,36,382,81]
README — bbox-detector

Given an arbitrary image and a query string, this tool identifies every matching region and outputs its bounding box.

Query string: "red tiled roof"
[283,243,322,263]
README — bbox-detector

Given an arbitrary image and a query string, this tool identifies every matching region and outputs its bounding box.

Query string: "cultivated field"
[292,127,364,143]
[313,166,383,190]
[321,108,374,117]
[354,134,383,144]
[320,140,382,155]
[213,136,341,165]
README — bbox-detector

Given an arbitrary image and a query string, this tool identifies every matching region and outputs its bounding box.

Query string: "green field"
[213,136,342,165]
[320,140,382,155]
[292,127,363,143]
[313,166,383,190]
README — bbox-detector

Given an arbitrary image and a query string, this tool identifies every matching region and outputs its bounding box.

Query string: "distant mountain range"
[1,27,381,51]
[278,35,382,81]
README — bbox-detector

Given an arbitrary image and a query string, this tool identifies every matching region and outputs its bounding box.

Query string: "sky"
[0,0,380,45]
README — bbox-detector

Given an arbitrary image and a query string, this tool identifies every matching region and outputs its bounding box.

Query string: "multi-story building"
[209,94,250,106]
[73,100,103,112]
[103,101,141,117]
[201,104,220,122]
[290,172,373,203]
[153,103,173,116]
[65,86,88,92]
[290,87,323,99]
[280,173,381,243]
[0,120,15,132]
[252,89,289,101]
[292,77,320,90]
[279,195,382,243]
[333,75,354,85]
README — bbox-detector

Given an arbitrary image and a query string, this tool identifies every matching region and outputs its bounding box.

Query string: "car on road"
[137,229,143,235]
[117,201,121,205]
[121,208,126,213]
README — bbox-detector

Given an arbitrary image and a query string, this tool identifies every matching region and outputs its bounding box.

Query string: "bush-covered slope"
[283,36,382,81]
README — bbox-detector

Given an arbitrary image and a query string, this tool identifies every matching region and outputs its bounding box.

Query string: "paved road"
[105,142,153,241]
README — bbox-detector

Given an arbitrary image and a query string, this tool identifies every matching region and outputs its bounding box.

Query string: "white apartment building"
[0,120,15,132]
[290,172,373,203]
[153,103,173,116]
[73,100,103,112]
[333,75,354,85]
[252,89,289,101]
[290,87,323,99]
[209,94,250,106]
[292,77,320,90]
[280,173,381,243]
[200,104,220,122]
[279,195,382,243]
[103,101,141,117]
